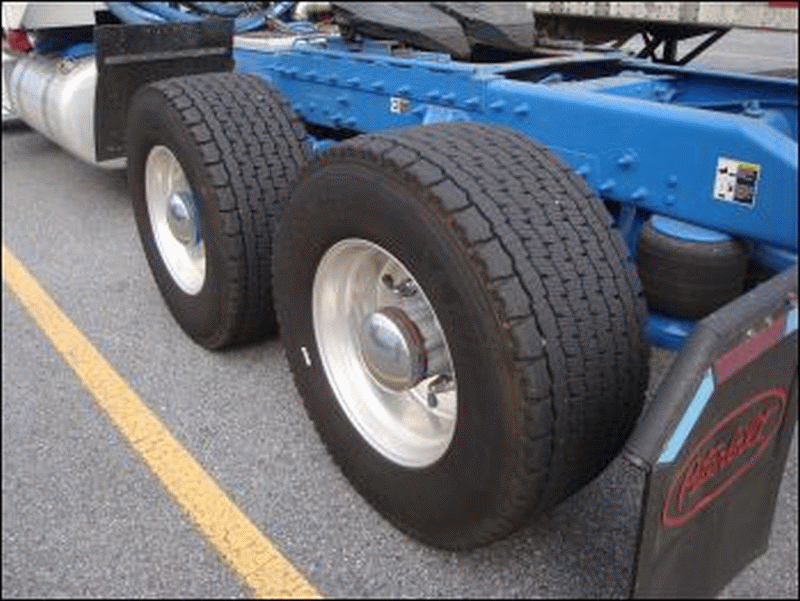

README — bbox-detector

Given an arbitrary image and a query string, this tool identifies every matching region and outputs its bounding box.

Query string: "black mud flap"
[94,19,234,161]
[625,265,798,598]
[331,2,534,59]
[332,2,471,58]
[431,3,534,52]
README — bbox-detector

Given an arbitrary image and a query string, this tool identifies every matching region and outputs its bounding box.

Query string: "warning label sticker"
[714,157,760,207]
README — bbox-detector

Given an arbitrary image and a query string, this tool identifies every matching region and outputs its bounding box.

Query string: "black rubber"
[127,72,310,349]
[637,218,749,319]
[273,122,649,549]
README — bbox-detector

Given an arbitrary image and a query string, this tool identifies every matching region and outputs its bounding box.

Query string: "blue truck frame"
[229,31,797,597]
[233,36,797,349]
[9,6,796,596]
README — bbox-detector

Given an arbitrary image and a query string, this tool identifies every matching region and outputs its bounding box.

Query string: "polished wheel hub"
[360,307,427,392]
[312,239,457,468]
[145,146,205,295]
[166,191,199,245]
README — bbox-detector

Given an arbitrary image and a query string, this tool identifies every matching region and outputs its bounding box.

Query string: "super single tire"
[273,123,649,549]
[127,72,310,349]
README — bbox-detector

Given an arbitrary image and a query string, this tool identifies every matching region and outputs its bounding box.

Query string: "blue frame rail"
[232,37,798,349]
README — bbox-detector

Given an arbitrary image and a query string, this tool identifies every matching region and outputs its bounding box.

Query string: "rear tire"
[273,123,649,549]
[127,72,310,348]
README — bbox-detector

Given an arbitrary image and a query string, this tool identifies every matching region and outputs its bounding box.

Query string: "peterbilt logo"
[662,388,787,528]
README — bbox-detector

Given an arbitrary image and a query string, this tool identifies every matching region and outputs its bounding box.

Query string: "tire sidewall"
[276,158,527,544]
[127,85,229,347]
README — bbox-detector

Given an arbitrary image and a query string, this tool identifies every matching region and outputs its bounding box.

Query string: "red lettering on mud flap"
[662,388,788,528]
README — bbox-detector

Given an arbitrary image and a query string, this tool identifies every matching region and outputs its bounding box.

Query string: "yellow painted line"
[2,244,321,599]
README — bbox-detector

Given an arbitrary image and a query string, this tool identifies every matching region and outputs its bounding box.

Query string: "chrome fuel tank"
[4,51,125,169]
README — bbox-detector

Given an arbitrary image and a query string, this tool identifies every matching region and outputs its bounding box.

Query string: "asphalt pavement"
[2,27,797,598]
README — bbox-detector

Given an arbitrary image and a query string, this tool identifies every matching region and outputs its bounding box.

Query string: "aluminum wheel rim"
[145,145,205,295]
[312,238,457,468]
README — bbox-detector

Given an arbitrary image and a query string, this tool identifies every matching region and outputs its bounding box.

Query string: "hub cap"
[145,146,205,295]
[166,191,199,246]
[360,306,427,392]
[312,239,457,468]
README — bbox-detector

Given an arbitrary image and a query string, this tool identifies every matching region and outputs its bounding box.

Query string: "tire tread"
[323,123,649,544]
[147,73,311,347]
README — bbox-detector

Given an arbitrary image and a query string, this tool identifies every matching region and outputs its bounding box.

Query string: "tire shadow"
[2,118,32,133]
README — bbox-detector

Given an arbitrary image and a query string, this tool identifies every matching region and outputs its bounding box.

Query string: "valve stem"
[426,374,453,408]
[382,274,417,297]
